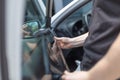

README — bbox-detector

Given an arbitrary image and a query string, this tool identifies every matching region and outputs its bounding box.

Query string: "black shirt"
[81,0,120,71]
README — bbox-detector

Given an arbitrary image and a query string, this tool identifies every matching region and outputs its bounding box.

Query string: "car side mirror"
[22,21,39,38]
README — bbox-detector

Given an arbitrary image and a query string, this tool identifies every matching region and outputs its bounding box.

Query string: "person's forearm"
[88,34,120,80]
[70,32,88,47]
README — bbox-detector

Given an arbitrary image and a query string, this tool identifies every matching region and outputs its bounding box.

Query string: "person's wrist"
[87,72,93,80]
[87,71,96,80]
[78,71,92,80]
[69,38,75,47]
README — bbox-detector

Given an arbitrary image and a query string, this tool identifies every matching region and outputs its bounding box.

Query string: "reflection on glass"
[22,37,46,80]
[22,21,39,38]
[22,32,69,80]
[22,0,47,79]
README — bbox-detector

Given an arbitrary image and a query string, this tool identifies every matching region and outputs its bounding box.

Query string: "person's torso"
[81,0,120,71]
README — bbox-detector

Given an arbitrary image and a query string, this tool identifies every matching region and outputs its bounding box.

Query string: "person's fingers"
[54,36,69,42]
[59,41,64,47]
[61,71,70,80]
[64,71,70,74]
[52,40,56,49]
[62,74,72,80]
[53,38,57,44]
[54,37,64,45]
[54,36,63,39]
[57,41,72,49]
[61,75,67,80]
[54,36,63,41]
[54,36,72,49]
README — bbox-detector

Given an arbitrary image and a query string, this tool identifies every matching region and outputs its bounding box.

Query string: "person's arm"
[55,32,88,49]
[62,33,120,80]
[70,32,88,47]
[88,33,120,80]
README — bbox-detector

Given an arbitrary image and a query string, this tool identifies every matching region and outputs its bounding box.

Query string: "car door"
[22,0,69,80]
[21,0,92,80]
[51,0,92,71]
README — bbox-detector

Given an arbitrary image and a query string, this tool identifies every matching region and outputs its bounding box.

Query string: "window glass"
[22,0,46,38]
[56,1,92,37]
[42,0,46,6]
[21,0,70,80]
[22,0,46,80]
[54,1,92,71]
[24,0,45,28]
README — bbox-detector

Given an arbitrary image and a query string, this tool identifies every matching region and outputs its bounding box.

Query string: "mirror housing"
[22,21,39,38]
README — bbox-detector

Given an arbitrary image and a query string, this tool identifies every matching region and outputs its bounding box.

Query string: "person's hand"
[62,71,90,80]
[54,37,73,49]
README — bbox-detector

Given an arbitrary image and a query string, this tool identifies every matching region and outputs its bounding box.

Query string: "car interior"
[53,1,92,71]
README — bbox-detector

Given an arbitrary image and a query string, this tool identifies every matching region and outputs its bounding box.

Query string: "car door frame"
[51,0,92,29]
[0,0,9,80]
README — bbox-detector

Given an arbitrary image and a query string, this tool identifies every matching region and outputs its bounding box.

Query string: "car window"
[22,0,47,80]
[42,0,46,6]
[22,0,46,39]
[53,1,92,71]
[21,0,69,80]
[24,0,45,27]
[55,1,92,37]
